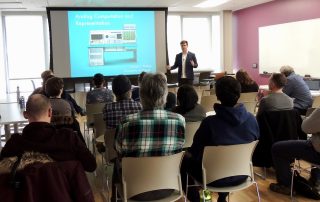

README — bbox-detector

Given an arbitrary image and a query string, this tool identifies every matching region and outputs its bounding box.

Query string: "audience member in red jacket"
[0,94,96,172]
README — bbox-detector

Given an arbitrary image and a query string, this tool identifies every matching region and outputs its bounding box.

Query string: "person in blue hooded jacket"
[181,76,260,202]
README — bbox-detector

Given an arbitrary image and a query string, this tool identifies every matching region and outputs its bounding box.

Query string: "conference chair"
[184,121,201,149]
[186,141,260,202]
[312,96,320,108]
[166,72,179,93]
[118,152,185,202]
[194,71,212,90]
[213,72,226,81]
[104,128,118,164]
[241,101,258,115]
[85,102,106,145]
[74,91,87,110]
[200,95,219,113]
[238,92,258,103]
[290,159,320,201]
[201,88,216,97]
[92,113,106,158]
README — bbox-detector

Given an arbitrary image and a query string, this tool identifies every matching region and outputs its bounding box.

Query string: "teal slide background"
[68,11,156,77]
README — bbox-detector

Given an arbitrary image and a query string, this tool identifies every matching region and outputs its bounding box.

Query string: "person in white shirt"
[167,40,198,86]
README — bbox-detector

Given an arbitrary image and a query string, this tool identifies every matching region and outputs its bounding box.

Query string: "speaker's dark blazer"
[170,51,198,82]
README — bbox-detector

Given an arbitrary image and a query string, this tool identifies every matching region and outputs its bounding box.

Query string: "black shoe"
[269,183,295,195]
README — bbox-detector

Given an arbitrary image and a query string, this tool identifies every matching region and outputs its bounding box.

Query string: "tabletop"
[0,103,27,125]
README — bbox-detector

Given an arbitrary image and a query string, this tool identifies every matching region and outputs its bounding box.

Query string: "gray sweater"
[302,108,320,152]
[257,92,294,115]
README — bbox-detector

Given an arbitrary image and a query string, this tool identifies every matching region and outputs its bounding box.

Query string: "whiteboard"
[259,18,320,77]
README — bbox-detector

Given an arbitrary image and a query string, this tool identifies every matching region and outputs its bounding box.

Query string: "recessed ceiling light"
[194,0,230,8]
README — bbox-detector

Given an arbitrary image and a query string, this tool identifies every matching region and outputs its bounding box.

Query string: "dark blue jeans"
[272,140,320,186]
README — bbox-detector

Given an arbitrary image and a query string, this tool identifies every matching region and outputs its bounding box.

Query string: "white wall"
[0,12,6,97]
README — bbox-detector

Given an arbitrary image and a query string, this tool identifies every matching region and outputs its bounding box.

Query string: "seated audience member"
[32,70,54,96]
[164,92,177,111]
[46,77,73,117]
[86,73,113,104]
[32,70,85,115]
[280,65,312,115]
[46,77,85,142]
[236,69,259,93]
[113,73,185,201]
[181,76,259,202]
[257,73,294,115]
[270,108,320,195]
[131,71,146,102]
[0,94,96,172]
[103,75,142,129]
[173,84,206,122]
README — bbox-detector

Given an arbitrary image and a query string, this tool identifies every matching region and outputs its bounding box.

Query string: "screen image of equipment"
[47,8,167,78]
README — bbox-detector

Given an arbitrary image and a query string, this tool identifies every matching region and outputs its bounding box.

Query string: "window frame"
[2,11,49,93]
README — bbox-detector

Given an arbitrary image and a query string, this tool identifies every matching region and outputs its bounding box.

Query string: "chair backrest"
[73,91,87,110]
[200,95,219,112]
[121,152,184,200]
[85,102,106,127]
[202,140,258,186]
[213,72,226,81]
[104,128,117,162]
[93,113,106,138]
[306,107,316,117]
[199,71,212,81]
[184,121,201,148]
[238,92,258,103]
[241,101,257,114]
[312,96,320,108]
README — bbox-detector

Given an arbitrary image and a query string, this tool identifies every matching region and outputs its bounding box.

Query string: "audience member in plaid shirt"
[103,75,142,129]
[111,73,185,201]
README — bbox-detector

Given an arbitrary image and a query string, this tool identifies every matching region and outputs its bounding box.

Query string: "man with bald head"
[0,94,96,172]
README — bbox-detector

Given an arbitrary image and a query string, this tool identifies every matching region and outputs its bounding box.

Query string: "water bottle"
[16,86,20,103]
[19,96,25,109]
[199,189,212,202]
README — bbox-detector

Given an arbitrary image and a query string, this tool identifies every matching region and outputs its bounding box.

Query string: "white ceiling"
[0,0,273,12]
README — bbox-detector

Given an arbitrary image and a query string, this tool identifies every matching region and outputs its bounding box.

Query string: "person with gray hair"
[280,65,312,115]
[112,73,185,201]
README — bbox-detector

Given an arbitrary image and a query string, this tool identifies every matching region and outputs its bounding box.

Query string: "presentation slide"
[68,11,156,77]
[47,8,167,78]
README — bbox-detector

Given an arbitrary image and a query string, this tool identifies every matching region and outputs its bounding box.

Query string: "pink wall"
[233,0,320,85]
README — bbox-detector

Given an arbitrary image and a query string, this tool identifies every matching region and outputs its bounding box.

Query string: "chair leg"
[254,181,261,202]
[254,167,267,180]
[185,174,188,202]
[291,159,297,201]
[202,189,206,202]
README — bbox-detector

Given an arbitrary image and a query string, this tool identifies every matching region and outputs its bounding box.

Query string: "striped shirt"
[103,99,142,129]
[115,109,185,157]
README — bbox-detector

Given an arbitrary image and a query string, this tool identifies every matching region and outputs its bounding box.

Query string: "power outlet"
[252,63,257,68]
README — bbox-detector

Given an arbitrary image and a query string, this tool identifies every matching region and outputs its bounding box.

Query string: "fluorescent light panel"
[195,0,230,8]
